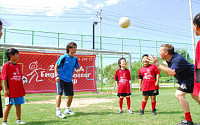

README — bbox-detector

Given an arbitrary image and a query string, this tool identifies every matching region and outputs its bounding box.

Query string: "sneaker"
[117,109,123,114]
[2,122,7,125]
[127,110,133,114]
[64,109,75,115]
[177,120,194,125]
[139,109,144,115]
[16,120,26,124]
[56,111,66,118]
[152,108,157,115]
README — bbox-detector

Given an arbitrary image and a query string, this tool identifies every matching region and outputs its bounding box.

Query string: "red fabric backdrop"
[17,51,96,93]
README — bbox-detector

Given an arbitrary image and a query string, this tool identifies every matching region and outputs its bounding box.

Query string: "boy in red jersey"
[1,48,26,125]
[138,54,160,115]
[193,13,200,102]
[114,58,132,114]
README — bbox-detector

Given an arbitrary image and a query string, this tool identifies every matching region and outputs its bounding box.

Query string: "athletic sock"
[65,107,70,111]
[185,112,192,122]
[56,108,60,111]
[119,98,124,110]
[126,96,131,110]
[141,101,147,110]
[151,101,156,110]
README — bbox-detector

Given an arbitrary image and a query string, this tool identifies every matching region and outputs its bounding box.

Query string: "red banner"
[17,51,96,93]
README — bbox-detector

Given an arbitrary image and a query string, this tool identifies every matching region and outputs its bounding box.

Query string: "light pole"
[93,22,98,49]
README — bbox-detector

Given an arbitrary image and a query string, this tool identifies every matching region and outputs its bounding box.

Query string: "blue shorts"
[56,79,74,96]
[5,96,25,105]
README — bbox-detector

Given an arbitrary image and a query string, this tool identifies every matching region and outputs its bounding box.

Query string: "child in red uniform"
[193,13,200,102]
[138,54,160,115]
[1,48,26,125]
[114,58,132,114]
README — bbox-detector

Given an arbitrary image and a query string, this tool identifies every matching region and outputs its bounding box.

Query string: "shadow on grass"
[69,111,114,117]
[26,120,67,125]
[157,111,183,114]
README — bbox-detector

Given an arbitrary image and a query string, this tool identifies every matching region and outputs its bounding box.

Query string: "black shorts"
[142,89,159,96]
[178,84,193,93]
[117,93,131,97]
[56,79,74,96]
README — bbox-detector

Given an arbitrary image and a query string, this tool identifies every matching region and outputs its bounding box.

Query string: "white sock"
[56,108,60,111]
[66,107,70,111]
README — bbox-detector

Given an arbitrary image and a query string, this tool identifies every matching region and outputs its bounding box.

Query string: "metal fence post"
[32,31,34,45]
[57,33,60,47]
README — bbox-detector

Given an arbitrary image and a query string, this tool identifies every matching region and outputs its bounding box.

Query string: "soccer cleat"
[139,109,144,115]
[127,110,133,114]
[152,108,157,115]
[64,109,75,115]
[2,122,7,125]
[177,120,194,125]
[16,120,26,124]
[117,109,123,114]
[56,111,66,118]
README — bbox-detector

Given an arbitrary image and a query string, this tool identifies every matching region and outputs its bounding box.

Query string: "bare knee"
[175,90,186,99]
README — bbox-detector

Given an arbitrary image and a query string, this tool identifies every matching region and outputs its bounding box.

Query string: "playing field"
[0,87,199,125]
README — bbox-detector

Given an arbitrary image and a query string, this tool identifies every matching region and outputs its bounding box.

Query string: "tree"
[175,48,191,60]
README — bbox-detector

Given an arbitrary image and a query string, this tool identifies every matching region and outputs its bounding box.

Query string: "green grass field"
[0,88,199,125]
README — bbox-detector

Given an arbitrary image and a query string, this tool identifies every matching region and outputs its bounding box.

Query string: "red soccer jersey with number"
[138,64,160,91]
[114,68,131,93]
[1,62,25,98]
[193,40,200,96]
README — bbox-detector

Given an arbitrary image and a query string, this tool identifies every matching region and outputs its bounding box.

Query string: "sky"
[0,0,200,60]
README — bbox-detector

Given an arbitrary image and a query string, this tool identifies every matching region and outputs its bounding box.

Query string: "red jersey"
[138,64,160,91]
[114,68,131,93]
[1,62,25,98]
[193,40,200,96]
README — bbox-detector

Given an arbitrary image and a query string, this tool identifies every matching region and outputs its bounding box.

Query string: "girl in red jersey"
[193,13,200,103]
[138,54,160,115]
[114,58,132,114]
[1,48,26,125]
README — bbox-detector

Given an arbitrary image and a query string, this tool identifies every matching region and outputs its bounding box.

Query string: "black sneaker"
[177,120,194,125]
[139,109,144,115]
[152,108,157,115]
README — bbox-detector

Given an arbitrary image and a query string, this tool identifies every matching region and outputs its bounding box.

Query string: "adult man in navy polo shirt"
[54,42,80,118]
[150,44,199,125]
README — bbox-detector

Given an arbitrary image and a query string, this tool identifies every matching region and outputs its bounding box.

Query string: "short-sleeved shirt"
[1,62,25,98]
[167,52,194,86]
[138,64,160,91]
[114,68,131,93]
[193,40,200,96]
[56,53,80,82]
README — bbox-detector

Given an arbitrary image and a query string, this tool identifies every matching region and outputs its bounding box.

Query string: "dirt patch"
[26,98,114,108]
